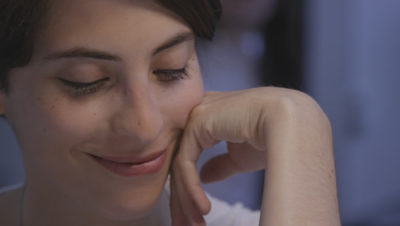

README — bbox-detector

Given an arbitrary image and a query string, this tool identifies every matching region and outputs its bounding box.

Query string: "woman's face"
[1,0,203,221]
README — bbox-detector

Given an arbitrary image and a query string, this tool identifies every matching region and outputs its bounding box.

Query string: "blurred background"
[1,0,400,225]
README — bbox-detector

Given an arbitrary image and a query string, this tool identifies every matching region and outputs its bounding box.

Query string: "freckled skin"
[0,0,204,225]
[0,1,341,226]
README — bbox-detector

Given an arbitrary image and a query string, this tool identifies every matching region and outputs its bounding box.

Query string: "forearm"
[259,95,341,225]
[170,88,341,225]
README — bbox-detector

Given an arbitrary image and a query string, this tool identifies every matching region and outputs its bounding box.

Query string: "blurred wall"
[2,0,400,223]
[306,0,400,224]
[0,118,24,187]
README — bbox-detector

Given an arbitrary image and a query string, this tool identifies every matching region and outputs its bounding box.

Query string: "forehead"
[33,0,191,59]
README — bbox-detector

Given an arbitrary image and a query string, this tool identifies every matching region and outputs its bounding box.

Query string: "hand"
[170,88,269,226]
[169,87,340,226]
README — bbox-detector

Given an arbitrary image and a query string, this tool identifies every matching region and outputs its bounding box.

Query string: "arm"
[170,87,341,226]
[258,89,340,225]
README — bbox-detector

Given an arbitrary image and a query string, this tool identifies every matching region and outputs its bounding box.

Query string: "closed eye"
[58,77,109,96]
[153,67,188,82]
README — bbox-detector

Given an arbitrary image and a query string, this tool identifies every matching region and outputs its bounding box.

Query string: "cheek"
[161,73,204,129]
[7,82,99,159]
[3,76,82,180]
[4,74,55,154]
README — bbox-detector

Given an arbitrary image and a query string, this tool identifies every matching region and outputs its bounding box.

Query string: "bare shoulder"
[0,186,23,226]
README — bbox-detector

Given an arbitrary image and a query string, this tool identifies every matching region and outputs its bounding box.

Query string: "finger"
[173,155,210,215]
[226,142,266,171]
[170,174,190,226]
[203,91,220,97]
[203,91,237,103]
[199,153,241,183]
[172,163,207,225]
[171,126,213,226]
[176,129,211,215]
[170,132,205,226]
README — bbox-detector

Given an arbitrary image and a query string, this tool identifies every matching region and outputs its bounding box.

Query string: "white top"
[0,183,261,225]
[163,179,261,225]
[204,194,260,226]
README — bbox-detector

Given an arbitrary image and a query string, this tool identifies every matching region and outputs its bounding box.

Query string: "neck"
[21,183,170,226]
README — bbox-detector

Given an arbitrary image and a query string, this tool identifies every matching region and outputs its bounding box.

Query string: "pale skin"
[171,88,341,225]
[0,0,341,225]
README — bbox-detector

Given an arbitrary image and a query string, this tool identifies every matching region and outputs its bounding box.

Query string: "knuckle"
[283,90,331,126]
[190,104,208,118]
[260,87,330,123]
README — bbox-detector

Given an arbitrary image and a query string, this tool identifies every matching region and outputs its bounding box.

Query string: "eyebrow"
[152,32,194,56]
[44,48,121,61]
[44,31,194,62]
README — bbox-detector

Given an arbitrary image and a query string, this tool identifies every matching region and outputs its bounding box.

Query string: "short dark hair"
[0,0,222,92]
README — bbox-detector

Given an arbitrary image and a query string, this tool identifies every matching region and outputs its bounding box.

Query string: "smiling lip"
[89,150,168,177]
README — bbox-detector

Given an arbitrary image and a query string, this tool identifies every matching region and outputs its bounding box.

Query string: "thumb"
[200,153,241,183]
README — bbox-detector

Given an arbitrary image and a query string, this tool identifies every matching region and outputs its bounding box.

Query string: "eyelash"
[153,67,189,82]
[59,67,188,96]
[59,77,109,96]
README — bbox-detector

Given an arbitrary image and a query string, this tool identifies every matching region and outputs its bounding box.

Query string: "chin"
[94,181,167,222]
[94,165,171,222]
[104,196,162,221]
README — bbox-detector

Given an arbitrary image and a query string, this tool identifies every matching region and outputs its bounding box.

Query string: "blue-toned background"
[306,0,400,224]
[1,0,400,224]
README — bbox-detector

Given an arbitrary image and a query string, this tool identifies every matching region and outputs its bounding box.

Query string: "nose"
[110,80,163,147]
